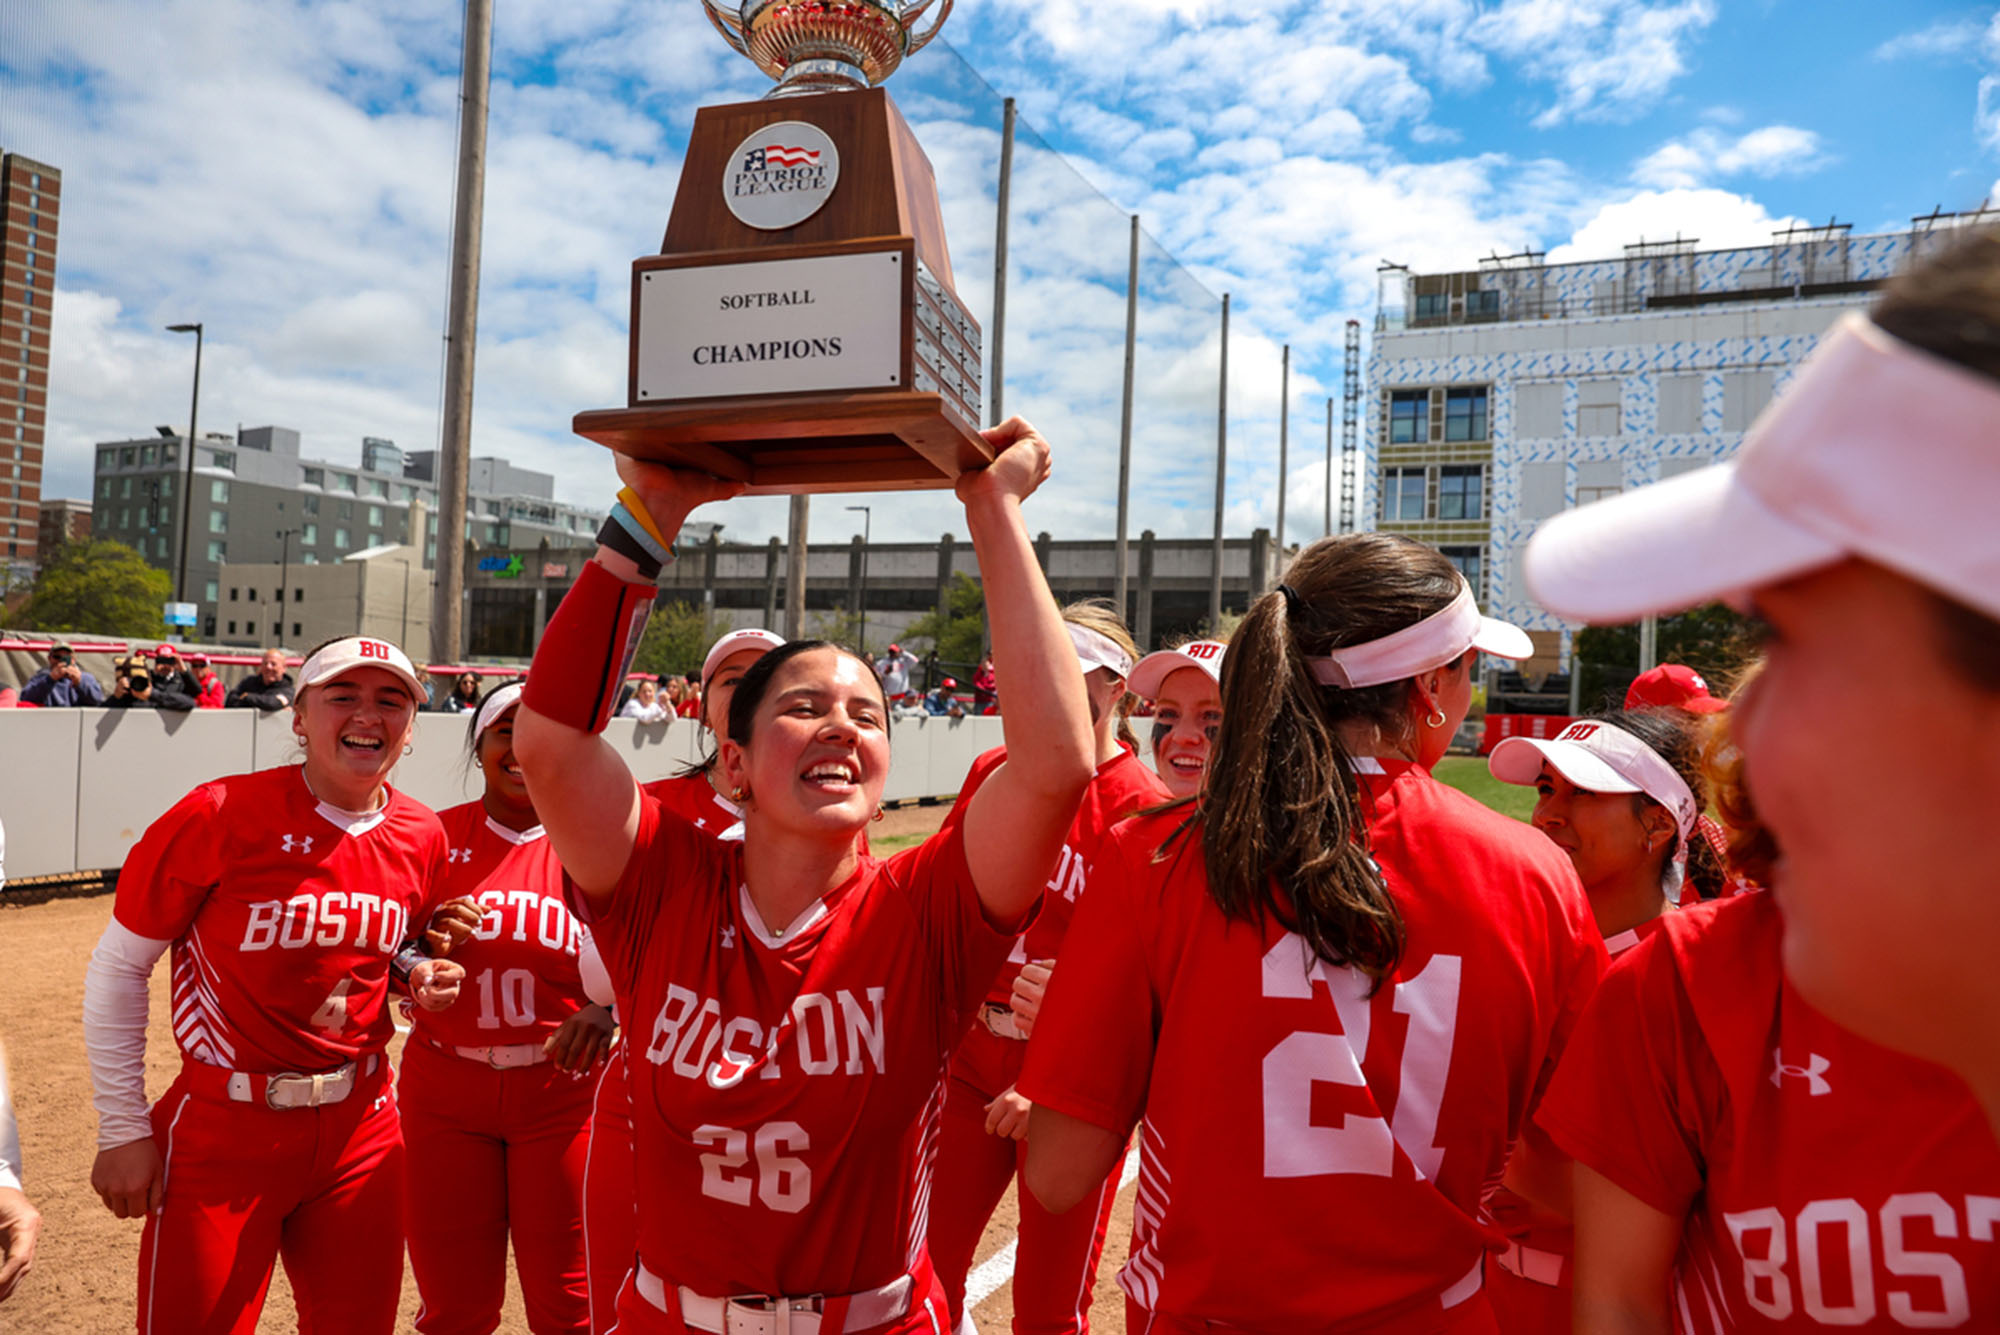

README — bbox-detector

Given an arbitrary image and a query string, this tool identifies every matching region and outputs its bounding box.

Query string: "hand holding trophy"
[574,0,988,494]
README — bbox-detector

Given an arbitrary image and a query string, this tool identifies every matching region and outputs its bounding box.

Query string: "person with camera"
[18,642,104,707]
[108,655,160,710]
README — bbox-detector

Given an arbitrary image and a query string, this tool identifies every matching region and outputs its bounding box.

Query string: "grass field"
[1432,755,1535,823]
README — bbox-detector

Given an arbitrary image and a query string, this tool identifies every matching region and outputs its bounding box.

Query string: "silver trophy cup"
[701,0,954,97]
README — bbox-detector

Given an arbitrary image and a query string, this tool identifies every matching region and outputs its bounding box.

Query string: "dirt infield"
[0,804,1136,1333]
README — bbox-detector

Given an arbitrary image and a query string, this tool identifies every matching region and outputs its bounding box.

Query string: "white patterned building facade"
[1364,220,1988,658]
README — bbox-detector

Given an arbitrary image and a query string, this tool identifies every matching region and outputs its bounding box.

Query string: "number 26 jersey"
[1019,759,1606,1333]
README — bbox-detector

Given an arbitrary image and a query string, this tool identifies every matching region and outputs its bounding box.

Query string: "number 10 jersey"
[1019,759,1606,1333]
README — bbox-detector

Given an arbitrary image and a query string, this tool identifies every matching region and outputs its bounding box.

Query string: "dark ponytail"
[1593,706,1725,901]
[1179,533,1460,989]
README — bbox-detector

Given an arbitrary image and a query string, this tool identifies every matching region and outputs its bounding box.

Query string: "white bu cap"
[1489,719,1699,842]
[1067,623,1135,679]
[297,637,425,699]
[1129,640,1227,699]
[702,628,785,686]
[1526,314,2000,625]
[1306,579,1533,689]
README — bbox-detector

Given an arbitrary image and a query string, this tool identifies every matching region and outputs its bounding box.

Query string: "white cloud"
[1873,14,1995,62]
[1982,74,2000,154]
[1547,188,1806,263]
[1470,0,1718,127]
[1633,123,1827,189]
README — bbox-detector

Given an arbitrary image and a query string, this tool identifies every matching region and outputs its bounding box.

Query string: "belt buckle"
[725,1294,820,1335]
[263,1072,311,1110]
[486,1046,509,1069]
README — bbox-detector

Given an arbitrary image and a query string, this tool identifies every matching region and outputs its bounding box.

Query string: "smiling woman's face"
[719,647,890,837]
[1150,666,1223,799]
[294,667,417,808]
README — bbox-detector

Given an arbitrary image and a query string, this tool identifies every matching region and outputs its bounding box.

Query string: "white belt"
[978,1003,1026,1042]
[1495,1239,1568,1287]
[429,1037,550,1069]
[224,1054,378,1111]
[635,1262,913,1334]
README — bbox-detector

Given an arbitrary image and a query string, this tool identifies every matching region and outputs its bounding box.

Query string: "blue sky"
[3,0,1996,547]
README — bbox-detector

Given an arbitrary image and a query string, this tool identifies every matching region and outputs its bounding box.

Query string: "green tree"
[1573,603,1757,712]
[807,606,863,651]
[7,540,172,637]
[901,573,986,668]
[631,600,719,679]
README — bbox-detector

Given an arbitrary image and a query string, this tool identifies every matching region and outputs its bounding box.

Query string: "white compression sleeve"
[83,920,171,1151]
[0,1046,20,1192]
[577,929,616,1009]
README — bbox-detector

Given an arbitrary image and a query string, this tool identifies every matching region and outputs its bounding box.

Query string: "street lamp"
[166,322,204,606]
[846,504,871,659]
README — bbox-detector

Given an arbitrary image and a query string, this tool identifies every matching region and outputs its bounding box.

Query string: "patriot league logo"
[723,121,841,231]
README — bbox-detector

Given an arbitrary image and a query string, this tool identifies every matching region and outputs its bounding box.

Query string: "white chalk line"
[963,1147,1140,1310]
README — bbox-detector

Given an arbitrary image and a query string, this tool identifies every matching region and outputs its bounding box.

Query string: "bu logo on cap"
[357,641,389,660]
[1558,722,1600,742]
[1187,642,1223,660]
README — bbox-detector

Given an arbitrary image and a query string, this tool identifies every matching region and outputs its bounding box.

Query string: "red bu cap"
[1625,664,1727,714]
[941,678,956,689]
[154,644,179,658]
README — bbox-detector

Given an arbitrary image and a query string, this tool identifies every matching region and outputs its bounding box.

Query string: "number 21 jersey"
[1019,760,1605,1332]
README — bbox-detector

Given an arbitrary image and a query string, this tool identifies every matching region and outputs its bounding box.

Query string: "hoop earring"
[732,787,749,803]
[1425,709,1447,730]
[403,743,414,756]
[871,807,884,823]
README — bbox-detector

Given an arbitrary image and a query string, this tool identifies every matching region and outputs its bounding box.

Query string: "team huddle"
[76,229,2000,1334]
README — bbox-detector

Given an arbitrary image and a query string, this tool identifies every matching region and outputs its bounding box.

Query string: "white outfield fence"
[0,710,1009,882]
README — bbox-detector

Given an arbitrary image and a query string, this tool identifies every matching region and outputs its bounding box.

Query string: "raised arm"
[513,460,743,903]
[955,419,1095,923]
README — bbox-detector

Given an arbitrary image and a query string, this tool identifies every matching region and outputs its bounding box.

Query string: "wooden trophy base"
[573,390,990,496]
[578,88,985,495]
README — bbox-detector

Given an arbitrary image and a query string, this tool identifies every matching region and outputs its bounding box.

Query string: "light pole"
[166,323,203,606]
[276,522,299,648]
[846,504,871,658]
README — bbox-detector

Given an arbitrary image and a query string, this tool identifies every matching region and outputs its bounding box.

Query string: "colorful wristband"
[522,558,657,735]
[597,503,673,581]
[389,941,429,989]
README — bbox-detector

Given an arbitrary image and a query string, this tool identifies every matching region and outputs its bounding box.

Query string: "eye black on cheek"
[1150,720,1171,755]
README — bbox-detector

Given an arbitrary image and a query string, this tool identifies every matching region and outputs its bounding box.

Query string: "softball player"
[1017,534,1606,1333]
[1126,640,1225,800]
[926,602,1170,1335]
[1522,229,2000,1130]
[513,419,1095,1335]
[580,628,786,1334]
[401,680,611,1335]
[82,634,464,1334]
[1480,708,1722,1331]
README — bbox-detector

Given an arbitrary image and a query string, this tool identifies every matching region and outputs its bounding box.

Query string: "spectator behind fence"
[924,678,964,717]
[107,656,158,710]
[19,642,104,707]
[186,654,226,709]
[136,647,196,712]
[973,653,997,715]
[876,642,918,698]
[676,674,701,718]
[439,671,480,714]
[619,678,670,723]
[225,648,295,712]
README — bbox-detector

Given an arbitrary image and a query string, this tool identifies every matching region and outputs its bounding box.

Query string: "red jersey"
[412,802,589,1048]
[113,766,448,1073]
[1018,759,1605,1332]
[642,771,743,840]
[945,744,1171,1005]
[575,790,1026,1297]
[1538,892,2000,1332]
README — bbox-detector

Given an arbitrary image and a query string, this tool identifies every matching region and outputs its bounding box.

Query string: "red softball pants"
[926,1024,1120,1335]
[399,1039,595,1334]
[137,1055,404,1334]
[583,1042,637,1335]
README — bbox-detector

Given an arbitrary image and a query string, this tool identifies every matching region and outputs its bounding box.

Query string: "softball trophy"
[572,0,988,495]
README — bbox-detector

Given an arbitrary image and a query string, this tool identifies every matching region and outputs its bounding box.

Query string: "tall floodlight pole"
[1114,214,1140,617]
[1208,293,1229,632]
[1275,344,1289,564]
[784,496,809,638]
[432,0,493,665]
[165,322,203,604]
[1323,397,1333,537]
[989,97,1016,426]
[846,505,871,658]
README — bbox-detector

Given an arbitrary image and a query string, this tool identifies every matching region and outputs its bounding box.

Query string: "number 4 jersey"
[1018,759,1606,1334]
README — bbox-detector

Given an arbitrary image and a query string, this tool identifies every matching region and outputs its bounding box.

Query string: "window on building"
[335,527,350,550]
[303,553,319,566]
[1520,461,1567,521]
[163,444,178,464]
[272,621,282,637]
[159,475,171,498]
[1389,390,1428,444]
[1722,370,1774,432]
[398,484,418,502]
[1414,293,1447,321]
[97,477,111,501]
[302,467,324,487]
[118,506,130,529]
[364,478,387,498]
[208,509,227,533]
[1465,290,1499,319]
[1658,375,1702,435]
[302,522,318,546]
[140,444,155,465]
[1437,465,1483,520]
[204,580,219,603]
[1577,380,1622,436]
[293,588,303,603]
[1659,454,1709,480]
[1514,382,1561,438]
[229,587,239,602]
[207,540,226,562]
[368,505,383,527]
[1444,388,1488,442]
[1441,546,1484,598]
[99,449,114,472]
[156,535,170,560]
[227,620,236,635]
[302,494,319,516]
[209,450,236,472]
[1382,467,1427,522]
[208,479,229,505]
[334,473,357,493]
[119,477,132,499]
[1575,459,1623,506]
[249,588,259,602]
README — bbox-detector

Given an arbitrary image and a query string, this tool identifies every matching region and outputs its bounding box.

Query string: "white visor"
[1067,623,1135,679]
[1489,719,1699,842]
[1129,640,1227,699]
[1526,314,2000,625]
[297,637,425,699]
[1306,581,1532,689]
[702,628,785,686]
[473,682,524,741]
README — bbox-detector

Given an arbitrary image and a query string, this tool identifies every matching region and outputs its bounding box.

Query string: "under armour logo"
[721,924,737,950]
[1770,1048,1832,1096]
[695,816,709,829]
[281,834,314,854]
[446,848,472,864]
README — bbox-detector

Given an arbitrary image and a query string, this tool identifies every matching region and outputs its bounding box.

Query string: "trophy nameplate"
[574,2,988,495]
